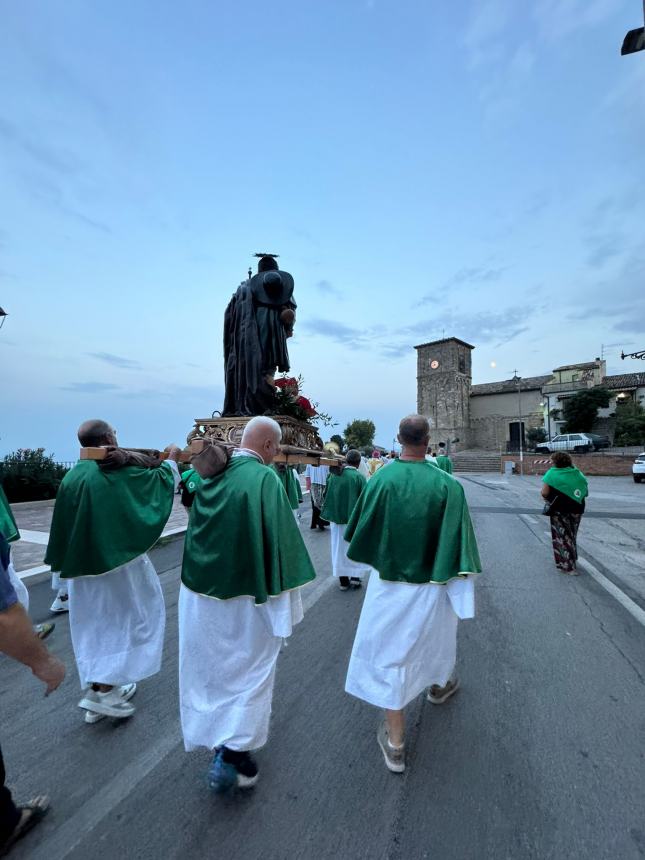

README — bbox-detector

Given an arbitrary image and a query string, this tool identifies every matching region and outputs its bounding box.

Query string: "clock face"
[430,360,440,369]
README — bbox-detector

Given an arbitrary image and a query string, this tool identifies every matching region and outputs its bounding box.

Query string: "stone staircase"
[451,450,501,473]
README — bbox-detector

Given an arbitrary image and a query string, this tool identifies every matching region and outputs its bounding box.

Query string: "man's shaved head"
[345,449,361,467]
[77,419,116,448]
[398,414,430,448]
[241,416,282,464]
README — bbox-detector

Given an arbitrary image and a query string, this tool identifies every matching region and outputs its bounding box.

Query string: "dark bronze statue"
[223,254,297,415]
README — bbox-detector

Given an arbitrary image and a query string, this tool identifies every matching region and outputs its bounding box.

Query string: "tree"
[527,427,547,450]
[0,448,69,502]
[343,419,376,452]
[329,434,345,452]
[614,401,645,446]
[562,387,611,433]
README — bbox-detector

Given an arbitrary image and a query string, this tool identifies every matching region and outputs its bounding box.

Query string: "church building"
[415,337,645,451]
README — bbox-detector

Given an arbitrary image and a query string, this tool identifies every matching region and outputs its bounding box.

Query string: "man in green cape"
[45,419,180,723]
[321,449,370,590]
[344,415,482,774]
[435,453,453,474]
[271,462,303,520]
[179,416,316,792]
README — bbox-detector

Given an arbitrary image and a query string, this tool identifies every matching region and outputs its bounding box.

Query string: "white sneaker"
[84,684,137,723]
[79,685,136,719]
[50,592,69,613]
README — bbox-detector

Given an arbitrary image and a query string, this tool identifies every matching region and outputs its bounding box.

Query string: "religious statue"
[223,254,297,416]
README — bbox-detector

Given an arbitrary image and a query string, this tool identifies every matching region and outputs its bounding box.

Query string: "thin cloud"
[299,318,366,348]
[532,0,617,42]
[0,117,81,176]
[60,382,121,393]
[315,280,343,300]
[88,352,142,370]
[415,266,507,307]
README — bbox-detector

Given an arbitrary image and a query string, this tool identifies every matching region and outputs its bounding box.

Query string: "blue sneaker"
[207,747,259,792]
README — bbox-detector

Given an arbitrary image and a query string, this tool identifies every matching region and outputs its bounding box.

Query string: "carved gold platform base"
[187,415,326,458]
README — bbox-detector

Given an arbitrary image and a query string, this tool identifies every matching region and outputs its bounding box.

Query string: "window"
[570,434,582,440]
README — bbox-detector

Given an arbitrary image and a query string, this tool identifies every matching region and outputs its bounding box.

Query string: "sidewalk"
[11,495,190,574]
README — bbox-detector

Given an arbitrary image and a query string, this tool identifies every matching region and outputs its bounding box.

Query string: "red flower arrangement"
[272,375,333,426]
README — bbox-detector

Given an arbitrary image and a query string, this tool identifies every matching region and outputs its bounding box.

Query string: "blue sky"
[1,0,644,460]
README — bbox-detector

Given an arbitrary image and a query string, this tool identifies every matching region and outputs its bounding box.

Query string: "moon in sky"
[490,360,497,368]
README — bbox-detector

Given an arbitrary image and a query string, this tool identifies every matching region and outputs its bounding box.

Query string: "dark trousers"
[1,743,21,843]
[309,498,328,529]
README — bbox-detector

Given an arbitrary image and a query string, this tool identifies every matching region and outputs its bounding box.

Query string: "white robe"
[179,584,304,752]
[8,558,29,612]
[68,554,166,688]
[345,573,475,710]
[329,522,372,580]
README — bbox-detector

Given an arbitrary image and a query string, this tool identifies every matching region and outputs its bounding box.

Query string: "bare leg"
[91,683,113,693]
[385,708,405,747]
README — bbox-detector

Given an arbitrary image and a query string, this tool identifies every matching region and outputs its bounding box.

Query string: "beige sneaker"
[377,722,405,773]
[427,677,460,705]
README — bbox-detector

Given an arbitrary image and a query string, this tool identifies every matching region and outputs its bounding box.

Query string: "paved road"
[3,481,645,859]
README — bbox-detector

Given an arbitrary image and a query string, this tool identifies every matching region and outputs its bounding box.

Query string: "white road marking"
[577,558,645,629]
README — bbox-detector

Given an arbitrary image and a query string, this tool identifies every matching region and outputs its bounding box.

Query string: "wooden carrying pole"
[80,441,343,467]
[79,447,192,463]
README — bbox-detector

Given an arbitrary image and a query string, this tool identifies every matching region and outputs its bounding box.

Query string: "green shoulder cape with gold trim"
[0,485,20,543]
[271,465,303,510]
[45,460,175,578]
[321,467,366,525]
[344,459,481,584]
[182,456,316,603]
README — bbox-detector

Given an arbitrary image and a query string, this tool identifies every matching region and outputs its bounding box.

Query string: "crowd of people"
[0,415,590,853]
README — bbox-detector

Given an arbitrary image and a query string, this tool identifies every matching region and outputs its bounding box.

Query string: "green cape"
[0,485,20,543]
[321,467,366,525]
[45,460,175,578]
[435,455,453,474]
[543,466,588,504]
[182,456,316,603]
[181,467,202,495]
[344,459,481,584]
[271,465,303,510]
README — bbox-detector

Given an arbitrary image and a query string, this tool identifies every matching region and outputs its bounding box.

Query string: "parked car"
[586,433,611,450]
[535,433,596,454]
[633,453,645,484]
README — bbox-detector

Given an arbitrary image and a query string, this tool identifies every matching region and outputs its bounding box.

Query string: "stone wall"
[500,453,634,476]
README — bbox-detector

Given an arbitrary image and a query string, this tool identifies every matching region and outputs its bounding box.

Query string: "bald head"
[241,416,282,465]
[397,414,430,451]
[78,419,117,448]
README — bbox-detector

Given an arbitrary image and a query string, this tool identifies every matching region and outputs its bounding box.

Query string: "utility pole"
[512,370,524,476]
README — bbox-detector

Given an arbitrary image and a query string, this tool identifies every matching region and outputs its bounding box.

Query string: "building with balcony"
[415,338,645,451]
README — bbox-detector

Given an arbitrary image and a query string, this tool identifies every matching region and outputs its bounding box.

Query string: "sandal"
[1,795,50,856]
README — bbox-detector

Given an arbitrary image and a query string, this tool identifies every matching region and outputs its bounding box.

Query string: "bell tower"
[414,337,474,450]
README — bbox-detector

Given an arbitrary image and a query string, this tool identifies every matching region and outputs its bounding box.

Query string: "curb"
[16,528,188,585]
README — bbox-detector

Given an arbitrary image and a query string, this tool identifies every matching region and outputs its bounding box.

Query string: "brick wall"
[500,453,634,476]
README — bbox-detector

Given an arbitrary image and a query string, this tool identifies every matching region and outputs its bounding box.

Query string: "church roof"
[470,374,553,396]
[414,337,475,350]
[552,361,600,371]
[602,372,645,390]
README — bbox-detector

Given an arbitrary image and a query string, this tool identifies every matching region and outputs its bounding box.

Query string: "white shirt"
[305,464,329,485]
